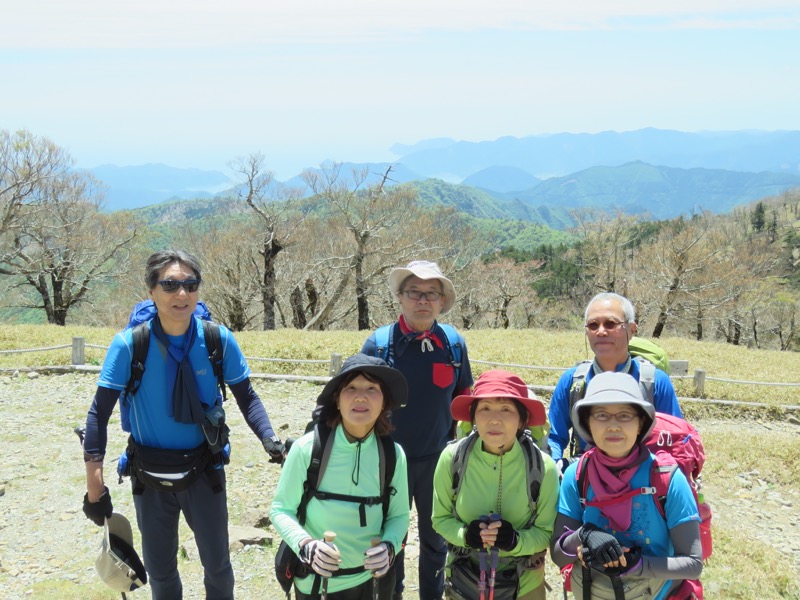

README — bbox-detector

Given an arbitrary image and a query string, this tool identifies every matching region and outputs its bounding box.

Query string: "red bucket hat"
[451,370,546,427]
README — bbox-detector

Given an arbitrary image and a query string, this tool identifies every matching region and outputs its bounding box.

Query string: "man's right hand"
[82,486,113,526]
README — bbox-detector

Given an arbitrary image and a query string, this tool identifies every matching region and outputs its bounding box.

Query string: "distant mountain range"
[89,129,800,226]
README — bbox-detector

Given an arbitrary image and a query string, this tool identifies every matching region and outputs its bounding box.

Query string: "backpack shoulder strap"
[438,323,463,379]
[634,357,656,404]
[377,434,397,522]
[124,322,151,400]
[568,362,592,457]
[650,459,677,520]
[518,430,545,527]
[374,324,394,365]
[202,320,226,403]
[449,431,479,520]
[576,450,591,505]
[297,421,335,526]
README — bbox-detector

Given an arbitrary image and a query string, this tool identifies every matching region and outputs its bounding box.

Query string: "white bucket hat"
[96,513,147,593]
[387,260,456,314]
[572,371,656,445]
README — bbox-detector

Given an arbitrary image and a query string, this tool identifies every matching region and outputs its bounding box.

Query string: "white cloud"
[3,1,799,49]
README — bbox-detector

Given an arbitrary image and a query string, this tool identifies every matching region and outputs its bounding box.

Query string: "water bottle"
[697,492,713,560]
[117,450,129,482]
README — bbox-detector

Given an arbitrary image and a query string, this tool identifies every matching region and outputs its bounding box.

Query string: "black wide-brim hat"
[317,354,408,411]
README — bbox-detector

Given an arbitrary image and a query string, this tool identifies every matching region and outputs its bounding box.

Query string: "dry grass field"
[1,325,799,599]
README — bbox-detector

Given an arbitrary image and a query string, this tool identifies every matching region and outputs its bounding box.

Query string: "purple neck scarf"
[586,444,648,531]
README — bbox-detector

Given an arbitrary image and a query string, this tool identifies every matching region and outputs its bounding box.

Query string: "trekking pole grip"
[321,532,336,600]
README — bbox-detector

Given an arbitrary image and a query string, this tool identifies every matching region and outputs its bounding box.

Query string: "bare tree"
[571,209,642,295]
[232,153,303,330]
[0,168,139,325]
[1,129,70,240]
[302,164,421,330]
[176,218,263,331]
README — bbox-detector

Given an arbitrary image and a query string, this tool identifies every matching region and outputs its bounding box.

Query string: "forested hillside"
[2,130,799,352]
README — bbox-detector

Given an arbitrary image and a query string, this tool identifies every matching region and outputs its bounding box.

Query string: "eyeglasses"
[157,279,201,293]
[585,320,625,333]
[401,290,443,302]
[590,410,639,423]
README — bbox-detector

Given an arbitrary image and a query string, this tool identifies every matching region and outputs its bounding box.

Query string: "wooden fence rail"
[2,337,800,403]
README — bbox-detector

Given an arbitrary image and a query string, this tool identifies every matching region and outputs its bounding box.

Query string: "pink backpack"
[644,412,712,561]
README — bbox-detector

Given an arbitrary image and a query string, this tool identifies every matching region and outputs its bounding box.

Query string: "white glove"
[364,542,393,577]
[303,540,341,577]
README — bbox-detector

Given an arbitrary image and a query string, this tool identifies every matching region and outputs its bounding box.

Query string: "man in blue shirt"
[81,250,286,600]
[362,260,474,600]
[547,292,683,466]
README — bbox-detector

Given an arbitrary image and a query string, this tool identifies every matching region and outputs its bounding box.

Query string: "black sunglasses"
[157,279,201,293]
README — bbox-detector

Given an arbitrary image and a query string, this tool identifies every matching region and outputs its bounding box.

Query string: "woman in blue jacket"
[550,372,703,600]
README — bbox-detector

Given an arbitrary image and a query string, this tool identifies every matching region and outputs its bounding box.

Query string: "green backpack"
[628,336,670,374]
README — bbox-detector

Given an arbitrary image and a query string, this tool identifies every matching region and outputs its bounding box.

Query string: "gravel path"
[1,372,798,599]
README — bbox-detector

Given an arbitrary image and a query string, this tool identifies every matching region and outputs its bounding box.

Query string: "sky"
[3,1,800,180]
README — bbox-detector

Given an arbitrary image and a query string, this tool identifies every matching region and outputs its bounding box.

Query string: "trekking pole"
[478,546,487,600]
[370,536,382,600]
[74,425,85,445]
[321,531,336,600]
[487,514,501,600]
[478,515,490,600]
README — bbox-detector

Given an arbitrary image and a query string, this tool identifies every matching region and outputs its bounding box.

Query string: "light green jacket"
[432,436,559,595]
[270,425,410,595]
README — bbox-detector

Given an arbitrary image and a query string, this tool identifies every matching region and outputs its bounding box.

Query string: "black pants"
[294,572,396,600]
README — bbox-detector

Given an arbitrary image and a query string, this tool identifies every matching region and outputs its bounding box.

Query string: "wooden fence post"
[72,337,85,366]
[693,369,706,397]
[329,353,343,377]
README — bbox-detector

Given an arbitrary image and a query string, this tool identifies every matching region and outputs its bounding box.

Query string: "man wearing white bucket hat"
[362,260,474,600]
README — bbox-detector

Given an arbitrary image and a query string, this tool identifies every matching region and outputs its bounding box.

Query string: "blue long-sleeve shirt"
[547,358,682,459]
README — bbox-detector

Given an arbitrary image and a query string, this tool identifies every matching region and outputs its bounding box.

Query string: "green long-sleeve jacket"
[270,425,410,595]
[432,436,559,595]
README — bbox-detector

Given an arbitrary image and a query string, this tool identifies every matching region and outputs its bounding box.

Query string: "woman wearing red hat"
[432,370,560,600]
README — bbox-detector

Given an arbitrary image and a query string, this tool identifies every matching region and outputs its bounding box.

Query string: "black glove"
[618,547,642,576]
[465,519,485,549]
[494,519,519,551]
[578,523,624,566]
[262,436,287,464]
[82,486,113,526]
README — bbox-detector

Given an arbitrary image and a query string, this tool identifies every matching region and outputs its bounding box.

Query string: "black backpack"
[275,407,398,597]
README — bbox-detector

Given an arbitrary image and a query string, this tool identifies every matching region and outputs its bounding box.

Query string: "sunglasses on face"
[157,279,201,293]
[585,319,625,333]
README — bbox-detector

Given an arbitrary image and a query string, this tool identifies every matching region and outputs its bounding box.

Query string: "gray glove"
[364,542,394,577]
[302,540,341,577]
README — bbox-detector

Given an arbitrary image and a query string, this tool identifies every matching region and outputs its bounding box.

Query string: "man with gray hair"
[547,292,682,467]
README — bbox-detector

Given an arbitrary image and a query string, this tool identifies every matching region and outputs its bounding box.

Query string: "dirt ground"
[0,373,798,599]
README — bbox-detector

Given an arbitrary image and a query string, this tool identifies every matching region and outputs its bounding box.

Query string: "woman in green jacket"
[270,354,410,599]
[432,370,560,600]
